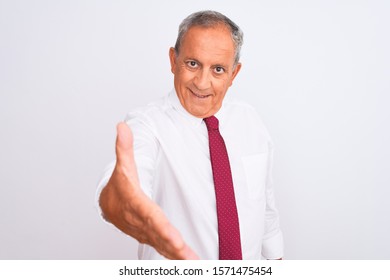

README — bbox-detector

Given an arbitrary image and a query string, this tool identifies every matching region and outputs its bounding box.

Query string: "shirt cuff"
[262,230,284,259]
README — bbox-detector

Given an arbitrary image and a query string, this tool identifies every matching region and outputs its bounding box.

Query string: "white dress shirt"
[96,90,283,260]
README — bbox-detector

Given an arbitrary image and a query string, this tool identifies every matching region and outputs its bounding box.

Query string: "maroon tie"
[204,116,242,260]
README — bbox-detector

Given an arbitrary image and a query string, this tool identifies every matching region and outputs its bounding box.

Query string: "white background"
[0,0,389,259]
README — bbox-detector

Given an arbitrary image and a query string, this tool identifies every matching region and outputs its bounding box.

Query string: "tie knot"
[204,116,219,131]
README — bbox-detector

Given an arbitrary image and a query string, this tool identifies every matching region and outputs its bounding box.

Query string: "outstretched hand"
[100,122,199,260]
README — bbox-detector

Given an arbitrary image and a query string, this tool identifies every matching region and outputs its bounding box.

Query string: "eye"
[186,60,199,68]
[214,66,225,74]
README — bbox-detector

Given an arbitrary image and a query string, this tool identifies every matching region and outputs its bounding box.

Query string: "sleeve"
[261,142,284,259]
[124,112,159,199]
[95,112,159,223]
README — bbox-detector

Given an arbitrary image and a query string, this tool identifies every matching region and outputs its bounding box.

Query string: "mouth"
[189,88,211,99]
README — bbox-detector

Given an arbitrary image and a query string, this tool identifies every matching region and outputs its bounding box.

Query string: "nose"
[193,69,211,91]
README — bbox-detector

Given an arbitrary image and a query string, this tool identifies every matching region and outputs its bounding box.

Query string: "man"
[97,10,283,260]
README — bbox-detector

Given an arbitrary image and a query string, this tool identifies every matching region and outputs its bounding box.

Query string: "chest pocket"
[241,153,268,200]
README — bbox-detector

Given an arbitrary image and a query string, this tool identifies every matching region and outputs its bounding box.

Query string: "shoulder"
[222,94,273,143]
[223,95,266,125]
[124,95,171,126]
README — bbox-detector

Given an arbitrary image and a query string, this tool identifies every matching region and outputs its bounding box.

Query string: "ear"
[229,62,242,87]
[169,47,177,74]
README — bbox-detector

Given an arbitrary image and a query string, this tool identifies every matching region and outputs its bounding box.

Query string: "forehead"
[180,25,235,65]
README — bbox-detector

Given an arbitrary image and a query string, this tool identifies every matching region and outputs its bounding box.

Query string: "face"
[169,25,241,118]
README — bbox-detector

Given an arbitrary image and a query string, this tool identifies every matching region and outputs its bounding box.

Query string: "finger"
[178,245,200,260]
[148,209,199,260]
[116,122,133,165]
[166,227,200,260]
[115,122,140,184]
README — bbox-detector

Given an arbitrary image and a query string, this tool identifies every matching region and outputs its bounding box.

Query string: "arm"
[262,143,284,260]
[99,122,198,260]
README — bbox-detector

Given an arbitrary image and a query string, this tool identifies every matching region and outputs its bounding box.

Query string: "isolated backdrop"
[0,0,389,259]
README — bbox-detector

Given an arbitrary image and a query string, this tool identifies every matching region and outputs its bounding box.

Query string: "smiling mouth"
[189,89,211,99]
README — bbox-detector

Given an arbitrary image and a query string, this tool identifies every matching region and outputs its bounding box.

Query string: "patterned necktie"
[204,116,242,260]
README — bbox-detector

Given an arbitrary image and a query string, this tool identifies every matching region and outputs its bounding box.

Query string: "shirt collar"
[168,89,227,127]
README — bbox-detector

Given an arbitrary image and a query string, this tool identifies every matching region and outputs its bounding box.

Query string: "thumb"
[115,122,138,180]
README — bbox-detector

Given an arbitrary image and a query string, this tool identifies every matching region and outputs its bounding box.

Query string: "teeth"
[191,90,209,98]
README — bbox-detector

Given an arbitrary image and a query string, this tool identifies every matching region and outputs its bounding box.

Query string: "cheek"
[212,78,230,94]
[176,66,194,83]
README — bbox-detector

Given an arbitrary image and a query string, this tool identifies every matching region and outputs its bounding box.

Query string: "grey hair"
[174,10,244,66]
